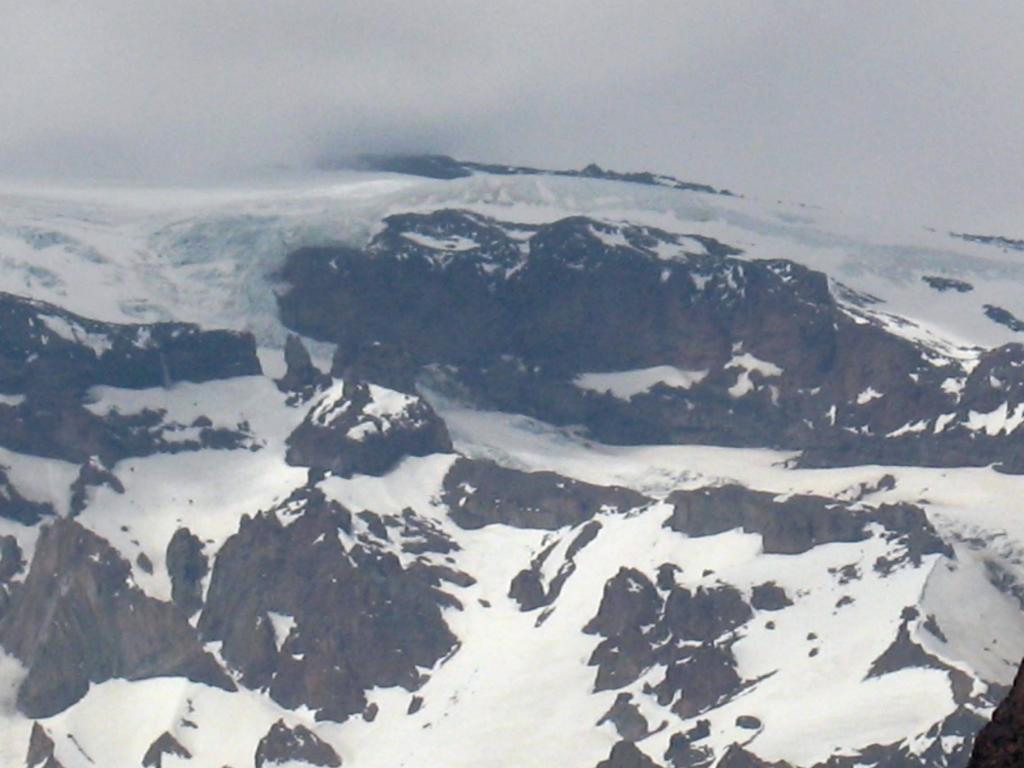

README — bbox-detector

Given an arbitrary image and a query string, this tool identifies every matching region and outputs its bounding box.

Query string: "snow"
[727,351,784,398]
[401,232,479,251]
[887,419,930,437]
[267,612,297,652]
[573,366,708,400]
[965,402,1024,436]
[37,314,113,355]
[0,446,79,516]
[77,373,308,601]
[363,385,418,426]
[25,677,316,768]
[856,387,883,405]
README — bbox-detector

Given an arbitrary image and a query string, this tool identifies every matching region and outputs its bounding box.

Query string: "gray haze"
[2,1,1022,232]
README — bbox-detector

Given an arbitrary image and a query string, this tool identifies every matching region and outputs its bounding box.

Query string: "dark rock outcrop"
[750,583,792,611]
[922,275,973,293]
[198,487,458,721]
[277,334,330,400]
[141,732,191,767]
[25,722,65,768]
[254,720,341,767]
[0,292,261,468]
[69,457,125,516]
[968,657,1024,768]
[716,745,791,768]
[598,692,651,742]
[344,153,730,195]
[277,209,1024,474]
[667,485,949,563]
[286,381,452,478]
[0,519,232,717]
[509,519,604,613]
[0,534,23,582]
[984,306,1024,333]
[0,291,261,397]
[585,569,749,716]
[444,458,649,529]
[166,528,208,616]
[596,740,663,768]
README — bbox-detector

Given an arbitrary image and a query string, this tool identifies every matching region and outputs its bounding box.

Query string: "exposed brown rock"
[598,692,650,742]
[198,487,457,722]
[286,380,452,478]
[0,519,232,717]
[277,334,330,399]
[166,527,208,616]
[0,534,24,582]
[750,583,792,611]
[968,657,1024,768]
[254,720,341,767]
[444,458,649,530]
[596,741,663,768]
[25,722,65,768]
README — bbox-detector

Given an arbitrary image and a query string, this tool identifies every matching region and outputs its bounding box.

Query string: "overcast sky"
[1,1,1022,232]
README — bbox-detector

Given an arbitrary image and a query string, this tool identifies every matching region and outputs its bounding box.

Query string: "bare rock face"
[598,693,651,742]
[443,458,650,529]
[716,745,791,768]
[255,720,341,767]
[198,487,459,722]
[666,485,949,562]
[968,659,1024,768]
[585,568,750,717]
[0,291,261,397]
[0,519,232,717]
[285,381,452,478]
[0,534,23,582]
[141,732,192,767]
[750,582,792,611]
[0,292,262,469]
[25,722,65,768]
[68,457,125,516]
[166,527,209,616]
[276,209,1024,475]
[596,741,663,768]
[277,334,330,400]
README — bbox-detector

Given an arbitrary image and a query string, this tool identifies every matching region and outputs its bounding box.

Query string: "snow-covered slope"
[1,162,1023,768]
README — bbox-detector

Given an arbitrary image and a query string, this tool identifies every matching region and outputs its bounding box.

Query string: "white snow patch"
[38,314,113,355]
[573,366,708,400]
[267,612,297,652]
[856,387,883,405]
[727,352,783,397]
[401,232,478,251]
[965,402,1024,436]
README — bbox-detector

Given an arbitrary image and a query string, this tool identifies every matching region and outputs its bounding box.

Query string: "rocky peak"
[968,659,1024,767]
[141,732,192,767]
[0,518,232,717]
[198,487,459,721]
[285,379,452,478]
[277,334,330,400]
[255,720,341,767]
[25,722,65,768]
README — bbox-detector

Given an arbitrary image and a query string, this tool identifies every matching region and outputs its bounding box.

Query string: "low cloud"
[2,1,1022,231]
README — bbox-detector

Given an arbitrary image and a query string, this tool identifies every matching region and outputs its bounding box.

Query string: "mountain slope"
[0,160,1023,767]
